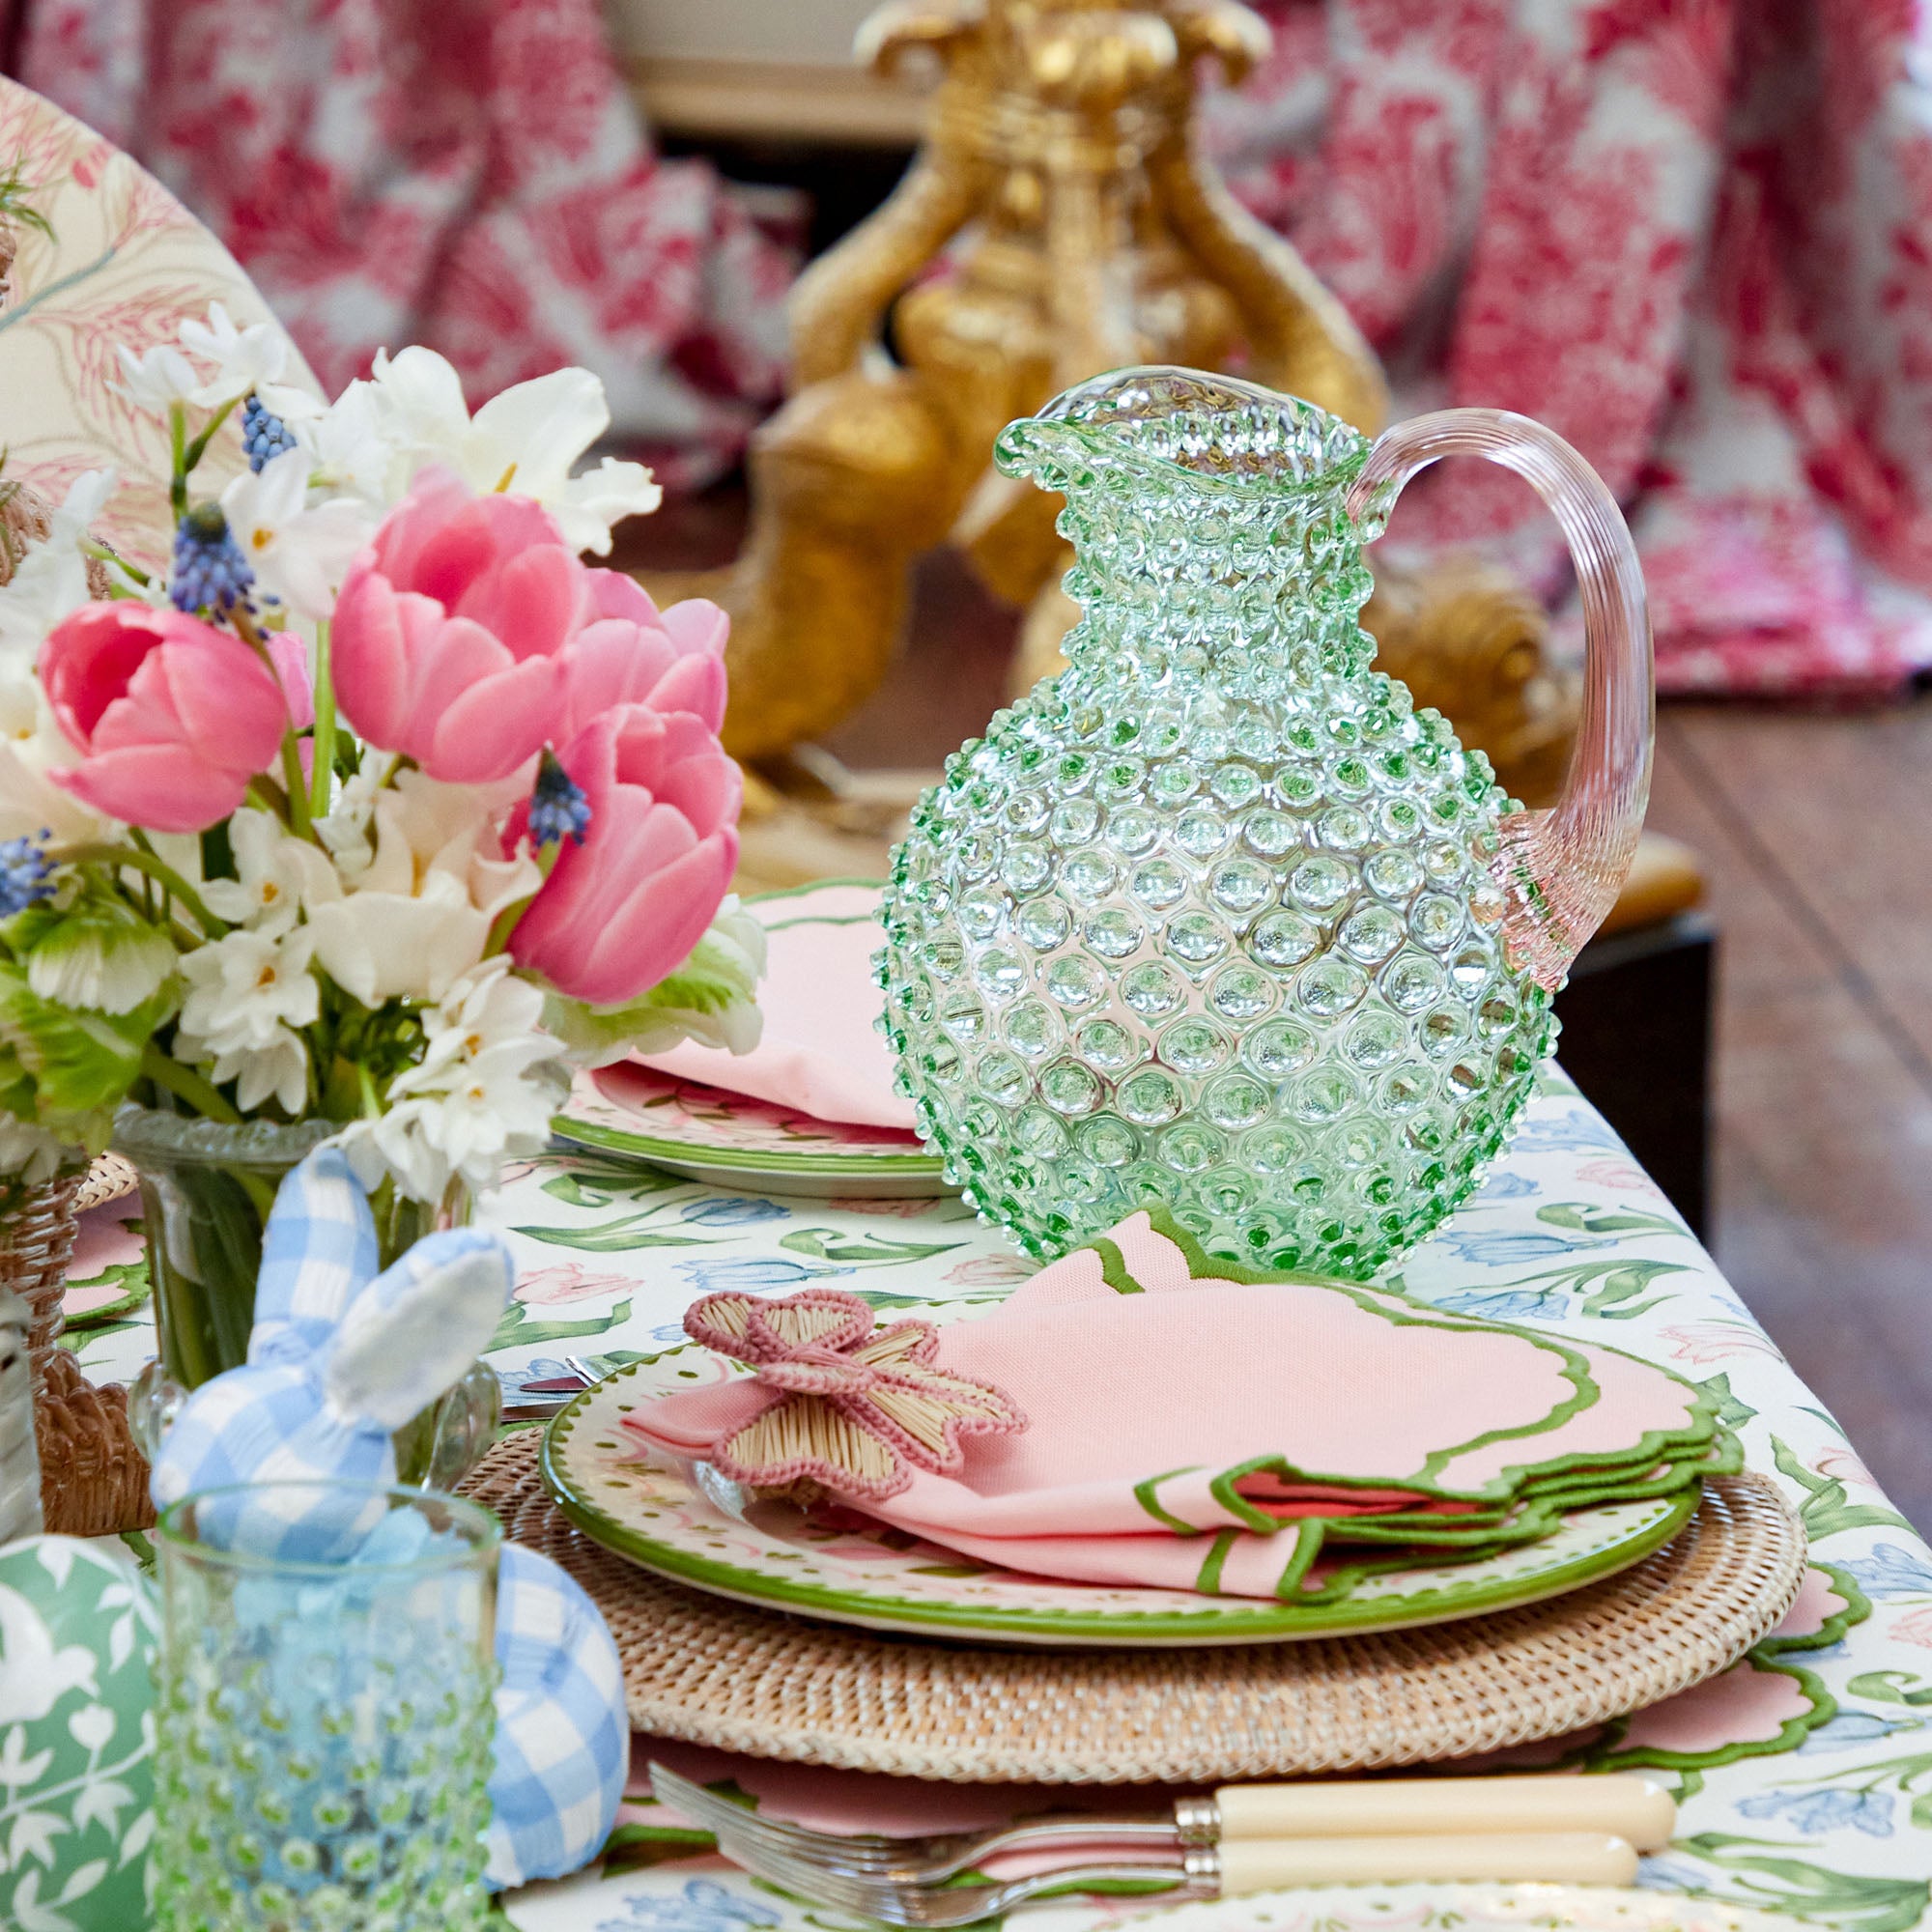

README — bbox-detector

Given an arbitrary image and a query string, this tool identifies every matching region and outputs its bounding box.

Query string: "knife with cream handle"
[1212,1831,1640,1890]
[1205,1773,1674,1850]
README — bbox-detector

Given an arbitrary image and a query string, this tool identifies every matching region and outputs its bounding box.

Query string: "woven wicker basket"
[9,1158,153,1536]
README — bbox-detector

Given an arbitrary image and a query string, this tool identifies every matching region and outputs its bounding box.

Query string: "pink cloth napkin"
[634,881,915,1130]
[622,1211,1712,1600]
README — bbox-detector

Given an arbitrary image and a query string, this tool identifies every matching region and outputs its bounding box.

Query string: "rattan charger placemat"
[461,1433,1806,1785]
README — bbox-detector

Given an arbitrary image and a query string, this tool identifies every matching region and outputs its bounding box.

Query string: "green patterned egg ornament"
[0,1535,158,1929]
[879,368,1654,1275]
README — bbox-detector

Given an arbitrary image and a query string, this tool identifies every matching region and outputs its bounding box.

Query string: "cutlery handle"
[1213,1775,1674,1851]
[1217,1833,1639,1891]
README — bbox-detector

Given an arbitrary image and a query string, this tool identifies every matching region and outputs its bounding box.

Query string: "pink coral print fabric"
[1206,0,1932,696]
[11,0,796,488]
[626,1209,1711,1597]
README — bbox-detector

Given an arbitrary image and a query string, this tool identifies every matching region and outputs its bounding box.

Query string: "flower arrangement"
[0,305,762,1248]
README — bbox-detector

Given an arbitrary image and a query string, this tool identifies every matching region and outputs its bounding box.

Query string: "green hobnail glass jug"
[878,366,1652,1275]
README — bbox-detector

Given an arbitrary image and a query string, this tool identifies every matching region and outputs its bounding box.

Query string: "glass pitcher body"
[879,367,1651,1275]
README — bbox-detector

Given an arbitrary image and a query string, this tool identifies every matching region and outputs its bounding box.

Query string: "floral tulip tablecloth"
[67,1070,1932,1931]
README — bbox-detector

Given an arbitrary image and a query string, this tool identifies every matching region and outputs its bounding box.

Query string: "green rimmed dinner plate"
[552,1063,952,1198]
[539,1330,1700,1649]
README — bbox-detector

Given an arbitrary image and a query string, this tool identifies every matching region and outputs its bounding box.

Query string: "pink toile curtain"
[1208,0,1932,697]
[6,0,798,488]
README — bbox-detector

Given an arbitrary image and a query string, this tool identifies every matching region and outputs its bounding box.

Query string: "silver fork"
[702,1821,1207,1927]
[699,1812,1644,1921]
[648,1763,1194,1883]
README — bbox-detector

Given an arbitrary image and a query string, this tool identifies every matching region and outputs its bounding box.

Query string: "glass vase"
[880,366,1652,1277]
[116,1106,499,1484]
[152,1480,498,1932]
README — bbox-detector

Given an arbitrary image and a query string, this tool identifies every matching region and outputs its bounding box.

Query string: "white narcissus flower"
[305,347,660,554]
[177,301,321,420]
[218,451,374,621]
[112,342,201,413]
[0,671,113,845]
[302,769,540,1004]
[0,468,118,667]
[199,808,335,936]
[339,958,569,1204]
[173,925,320,1114]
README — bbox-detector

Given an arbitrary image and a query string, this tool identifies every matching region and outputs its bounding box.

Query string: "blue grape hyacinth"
[169,502,255,614]
[241,392,298,473]
[528,748,591,847]
[0,833,54,916]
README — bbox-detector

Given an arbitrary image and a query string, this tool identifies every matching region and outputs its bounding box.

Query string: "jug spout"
[995,365,1369,500]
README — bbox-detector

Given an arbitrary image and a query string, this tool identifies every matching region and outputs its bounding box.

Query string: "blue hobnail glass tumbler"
[152,1481,499,1932]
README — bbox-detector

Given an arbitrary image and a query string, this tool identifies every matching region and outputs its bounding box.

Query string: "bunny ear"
[323,1229,516,1431]
[250,1147,381,1365]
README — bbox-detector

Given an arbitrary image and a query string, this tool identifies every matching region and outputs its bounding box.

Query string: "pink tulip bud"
[330,469,581,782]
[507,702,741,1007]
[41,602,292,833]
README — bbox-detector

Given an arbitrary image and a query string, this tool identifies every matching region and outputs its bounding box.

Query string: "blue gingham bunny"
[151,1146,627,1889]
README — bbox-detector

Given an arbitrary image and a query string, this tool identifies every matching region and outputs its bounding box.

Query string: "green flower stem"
[81,539,149,586]
[247,774,292,823]
[483,893,536,958]
[57,839,226,936]
[181,394,240,476]
[279,729,312,837]
[231,605,313,837]
[139,1043,242,1123]
[309,619,336,819]
[169,402,188,518]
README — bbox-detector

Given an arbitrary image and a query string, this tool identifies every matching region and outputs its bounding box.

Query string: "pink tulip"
[330,469,582,781]
[507,702,741,1007]
[41,602,291,833]
[552,574,728,744]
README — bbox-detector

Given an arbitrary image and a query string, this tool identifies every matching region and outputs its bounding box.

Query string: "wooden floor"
[626,506,1932,1535]
[1648,704,1932,1536]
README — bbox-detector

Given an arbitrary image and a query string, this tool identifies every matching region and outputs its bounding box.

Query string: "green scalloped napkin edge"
[1098,1209,1723,1513]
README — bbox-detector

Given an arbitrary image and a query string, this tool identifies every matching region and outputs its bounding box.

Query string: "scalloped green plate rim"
[548,1112,946,1178]
[539,1358,1700,1646]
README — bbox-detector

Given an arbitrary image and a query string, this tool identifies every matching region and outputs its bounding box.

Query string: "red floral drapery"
[1208,0,1932,696]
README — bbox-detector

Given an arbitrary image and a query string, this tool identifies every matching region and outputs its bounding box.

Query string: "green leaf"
[488,1297,634,1351]
[780,1228,965,1265]
[1537,1202,1688,1237]
[1772,1435,1918,1541]
[907,1563,992,1577]
[10,891,177,1014]
[1591,1294,1672,1321]
[539,1167,682,1209]
[1848,1670,1932,1709]
[544,913,762,1061]
[1699,1372,1759,1431]
[0,964,170,1143]
[1676,1833,1931,1932]
[514,1222,723,1254]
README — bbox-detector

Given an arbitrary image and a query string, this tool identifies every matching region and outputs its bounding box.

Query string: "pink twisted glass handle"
[1345,410,1654,991]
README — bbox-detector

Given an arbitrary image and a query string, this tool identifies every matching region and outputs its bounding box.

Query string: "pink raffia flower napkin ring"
[683,1290,1025,1501]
